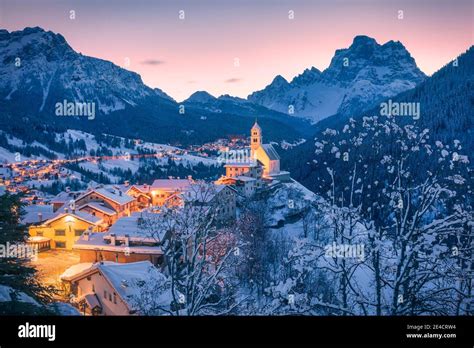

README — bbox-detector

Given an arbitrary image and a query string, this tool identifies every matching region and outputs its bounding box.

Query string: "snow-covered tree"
[142,182,242,315]
[307,115,473,315]
[264,116,472,316]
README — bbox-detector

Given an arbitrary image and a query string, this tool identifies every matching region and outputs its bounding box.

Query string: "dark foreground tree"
[0,193,55,314]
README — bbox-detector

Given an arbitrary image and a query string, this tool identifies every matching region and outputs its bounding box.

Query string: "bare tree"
[142,182,242,315]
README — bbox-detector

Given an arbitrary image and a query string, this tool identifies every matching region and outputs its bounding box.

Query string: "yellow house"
[29,211,104,250]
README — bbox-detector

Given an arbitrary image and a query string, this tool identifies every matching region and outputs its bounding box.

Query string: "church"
[250,121,281,177]
[220,121,290,187]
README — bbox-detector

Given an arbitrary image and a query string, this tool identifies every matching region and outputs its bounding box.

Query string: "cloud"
[224,78,241,83]
[140,59,165,66]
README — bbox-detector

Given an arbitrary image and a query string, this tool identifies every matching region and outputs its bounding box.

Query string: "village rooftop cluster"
[21,122,290,315]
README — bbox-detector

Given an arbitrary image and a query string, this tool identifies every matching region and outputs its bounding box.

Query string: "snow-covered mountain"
[0,27,170,114]
[248,35,426,122]
[0,27,311,147]
[183,91,217,104]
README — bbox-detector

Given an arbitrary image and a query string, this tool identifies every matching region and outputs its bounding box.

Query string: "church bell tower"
[250,121,262,159]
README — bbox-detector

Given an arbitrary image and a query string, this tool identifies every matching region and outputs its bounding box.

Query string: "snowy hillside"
[0,129,221,189]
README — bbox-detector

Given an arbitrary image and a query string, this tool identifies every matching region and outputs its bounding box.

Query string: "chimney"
[38,212,43,222]
[65,208,69,214]
[110,233,116,246]
[65,186,71,193]
[187,175,192,180]
[124,180,130,187]
[83,231,90,241]
[124,234,130,247]
[119,191,123,196]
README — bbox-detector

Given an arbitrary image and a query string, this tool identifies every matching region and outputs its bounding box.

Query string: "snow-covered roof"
[43,211,103,226]
[261,144,280,160]
[61,261,171,312]
[98,261,166,305]
[76,188,135,206]
[127,184,151,194]
[107,212,166,242]
[60,262,94,281]
[73,232,163,254]
[21,204,56,224]
[151,179,192,191]
[50,191,79,203]
[28,236,51,243]
[180,183,233,204]
[78,202,117,216]
[251,121,262,132]
[234,176,257,182]
[224,162,258,168]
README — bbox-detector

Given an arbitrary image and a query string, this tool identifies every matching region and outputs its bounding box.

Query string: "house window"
[54,229,66,236]
[109,293,112,301]
[55,241,66,248]
[37,231,43,237]
[104,290,107,299]
[74,229,85,236]
[113,293,117,304]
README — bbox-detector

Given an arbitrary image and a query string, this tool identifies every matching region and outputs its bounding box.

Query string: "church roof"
[261,144,280,160]
[251,121,261,131]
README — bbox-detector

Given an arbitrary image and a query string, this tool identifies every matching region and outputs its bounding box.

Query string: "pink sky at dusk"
[1,0,472,101]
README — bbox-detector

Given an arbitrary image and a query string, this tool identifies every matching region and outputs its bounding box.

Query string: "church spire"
[252,119,261,132]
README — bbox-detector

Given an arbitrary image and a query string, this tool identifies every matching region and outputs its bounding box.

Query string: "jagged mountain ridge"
[0,27,170,114]
[248,35,427,122]
[283,45,474,193]
[0,27,310,147]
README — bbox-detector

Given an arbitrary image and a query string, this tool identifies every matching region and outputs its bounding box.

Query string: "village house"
[125,184,152,209]
[224,161,263,179]
[28,209,104,250]
[149,179,193,206]
[73,212,166,266]
[215,175,258,198]
[77,202,118,227]
[178,183,237,223]
[74,187,136,221]
[60,261,170,315]
[125,179,194,207]
[50,191,82,212]
[21,204,56,225]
